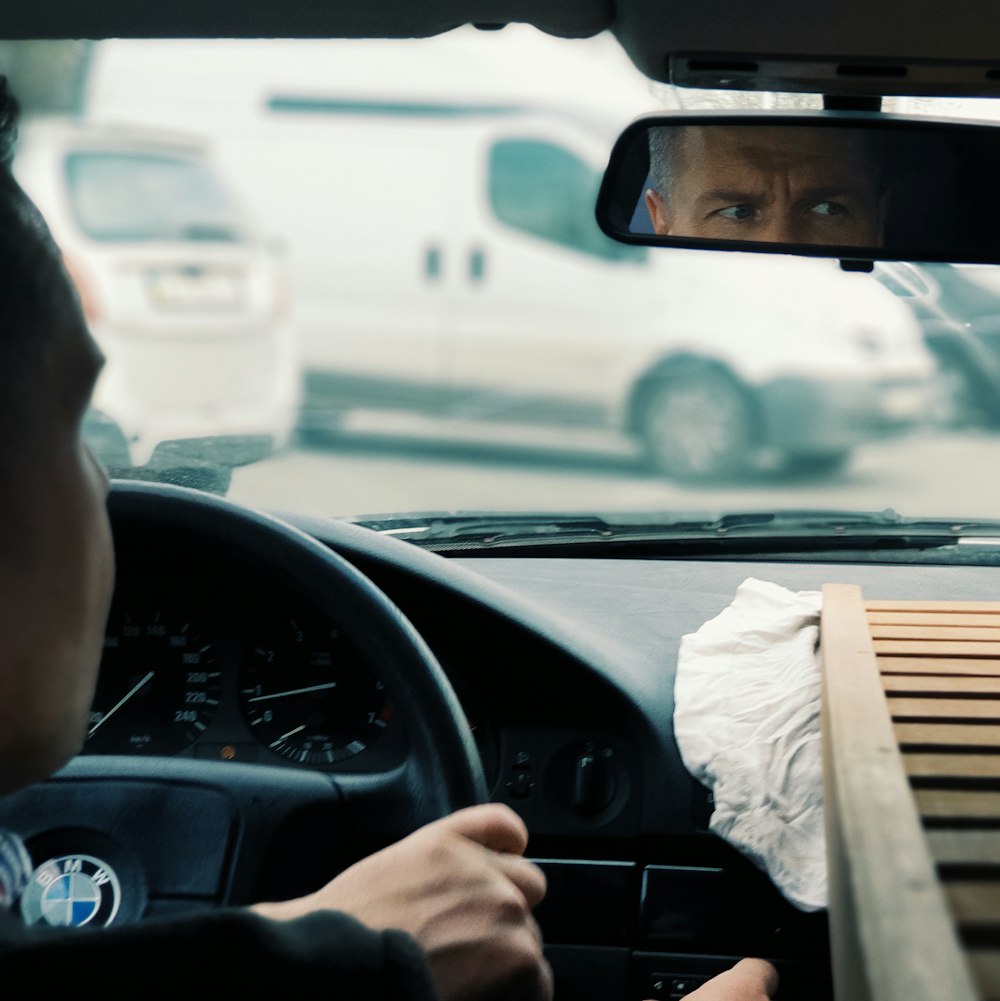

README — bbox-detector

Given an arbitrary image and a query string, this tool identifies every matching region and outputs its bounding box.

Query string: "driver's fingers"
[685,958,780,1000]
[535,947,556,1001]
[729,959,780,996]
[434,802,530,856]
[508,914,553,1001]
[491,850,547,910]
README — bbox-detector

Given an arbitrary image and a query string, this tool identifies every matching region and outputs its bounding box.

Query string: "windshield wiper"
[353,512,623,544]
[351,509,1000,548]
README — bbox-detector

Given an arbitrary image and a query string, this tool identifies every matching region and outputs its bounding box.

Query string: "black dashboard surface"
[295,514,1000,999]
[11,485,1000,1000]
[309,514,1000,837]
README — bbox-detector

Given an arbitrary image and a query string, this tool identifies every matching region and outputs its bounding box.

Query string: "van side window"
[488,138,645,263]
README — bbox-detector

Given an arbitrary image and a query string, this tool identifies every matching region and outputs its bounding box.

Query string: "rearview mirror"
[596,111,1000,265]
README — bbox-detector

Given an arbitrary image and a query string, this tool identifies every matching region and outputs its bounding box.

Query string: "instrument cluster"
[83,575,402,771]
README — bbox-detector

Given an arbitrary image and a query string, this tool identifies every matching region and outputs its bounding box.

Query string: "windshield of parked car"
[7,31,1000,535]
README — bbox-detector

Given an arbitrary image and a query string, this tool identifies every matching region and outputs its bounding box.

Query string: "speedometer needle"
[88,670,156,737]
[247,682,337,703]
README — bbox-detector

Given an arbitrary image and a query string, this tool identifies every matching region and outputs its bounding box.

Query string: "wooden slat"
[915,789,1000,820]
[884,676,1000,695]
[875,641,1000,657]
[854,595,1000,998]
[867,601,1000,613]
[880,658,1000,677]
[967,950,1000,1001]
[904,753,1000,779]
[944,882,1000,924]
[889,698,1000,721]
[870,612,1000,628]
[896,723,1000,748]
[872,626,1000,641]
[820,583,977,1001]
[927,830,1000,867]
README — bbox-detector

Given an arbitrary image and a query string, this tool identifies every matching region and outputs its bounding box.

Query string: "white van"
[83,37,937,480]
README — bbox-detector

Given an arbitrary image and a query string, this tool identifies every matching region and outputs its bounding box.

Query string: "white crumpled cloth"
[673,577,826,912]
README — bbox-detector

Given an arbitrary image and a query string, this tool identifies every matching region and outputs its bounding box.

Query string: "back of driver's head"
[0,77,102,462]
[0,77,88,348]
[0,76,16,166]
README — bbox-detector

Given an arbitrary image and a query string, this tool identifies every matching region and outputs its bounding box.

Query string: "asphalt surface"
[227,413,1000,524]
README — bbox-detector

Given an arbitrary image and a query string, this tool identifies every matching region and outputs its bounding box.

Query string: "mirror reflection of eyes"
[809,201,848,217]
[714,204,756,222]
[712,200,852,224]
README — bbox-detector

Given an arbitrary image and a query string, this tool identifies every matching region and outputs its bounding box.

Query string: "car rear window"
[64,151,246,242]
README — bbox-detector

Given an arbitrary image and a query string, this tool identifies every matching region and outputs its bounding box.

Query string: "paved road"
[229,413,1000,523]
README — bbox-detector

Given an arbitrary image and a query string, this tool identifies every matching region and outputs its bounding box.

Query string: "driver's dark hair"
[0,76,19,167]
[0,76,77,320]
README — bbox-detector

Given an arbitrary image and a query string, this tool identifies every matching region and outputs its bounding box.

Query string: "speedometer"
[239,615,392,766]
[87,608,222,755]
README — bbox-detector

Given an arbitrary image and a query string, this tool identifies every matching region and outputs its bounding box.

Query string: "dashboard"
[9,482,1000,998]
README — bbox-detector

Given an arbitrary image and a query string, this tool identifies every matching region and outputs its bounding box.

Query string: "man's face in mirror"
[644,125,889,247]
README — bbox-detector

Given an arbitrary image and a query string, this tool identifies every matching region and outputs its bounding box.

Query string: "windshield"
[9,33,1000,534]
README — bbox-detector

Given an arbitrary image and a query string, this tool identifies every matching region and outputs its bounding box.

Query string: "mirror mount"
[823,94,883,112]
[839,258,876,273]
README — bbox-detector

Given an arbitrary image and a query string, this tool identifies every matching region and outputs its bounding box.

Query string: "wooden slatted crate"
[820,584,1000,1001]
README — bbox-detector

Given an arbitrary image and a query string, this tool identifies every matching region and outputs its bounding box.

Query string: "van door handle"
[469,247,486,283]
[424,245,442,281]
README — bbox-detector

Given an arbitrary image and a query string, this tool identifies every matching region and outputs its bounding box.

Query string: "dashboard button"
[508,770,533,798]
[648,973,710,999]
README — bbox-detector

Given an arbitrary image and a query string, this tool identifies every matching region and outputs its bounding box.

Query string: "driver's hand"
[253,802,552,1001]
[648,959,778,1000]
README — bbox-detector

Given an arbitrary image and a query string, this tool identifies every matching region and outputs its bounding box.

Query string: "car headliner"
[4,0,1000,99]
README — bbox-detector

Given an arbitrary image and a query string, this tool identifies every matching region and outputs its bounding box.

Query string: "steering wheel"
[0,481,487,925]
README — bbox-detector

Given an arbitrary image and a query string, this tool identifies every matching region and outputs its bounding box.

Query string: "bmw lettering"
[19,854,122,928]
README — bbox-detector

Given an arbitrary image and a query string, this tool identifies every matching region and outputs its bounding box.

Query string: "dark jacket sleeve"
[0,906,440,1000]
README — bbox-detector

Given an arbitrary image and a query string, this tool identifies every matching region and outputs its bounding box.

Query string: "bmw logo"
[19,854,122,928]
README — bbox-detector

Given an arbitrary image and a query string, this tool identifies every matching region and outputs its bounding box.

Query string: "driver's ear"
[645,188,671,235]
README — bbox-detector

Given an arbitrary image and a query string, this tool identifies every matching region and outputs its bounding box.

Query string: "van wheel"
[638,369,753,481]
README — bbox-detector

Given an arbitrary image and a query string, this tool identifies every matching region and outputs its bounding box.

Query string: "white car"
[12,116,302,474]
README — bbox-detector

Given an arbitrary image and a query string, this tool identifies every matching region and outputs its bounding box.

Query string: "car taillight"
[62,253,103,325]
[271,266,291,324]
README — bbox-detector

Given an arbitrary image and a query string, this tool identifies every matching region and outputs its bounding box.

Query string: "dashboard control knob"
[571,742,616,815]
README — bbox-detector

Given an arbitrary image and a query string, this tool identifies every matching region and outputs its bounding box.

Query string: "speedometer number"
[238,617,391,766]
[87,610,222,755]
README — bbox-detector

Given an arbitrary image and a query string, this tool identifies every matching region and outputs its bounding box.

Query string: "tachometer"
[239,615,391,766]
[87,609,222,755]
